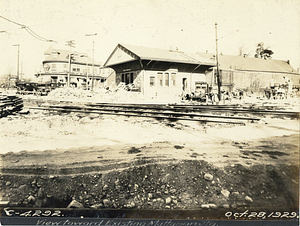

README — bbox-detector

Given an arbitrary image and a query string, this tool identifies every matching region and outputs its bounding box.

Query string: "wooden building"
[35,46,114,90]
[104,44,215,97]
[197,52,300,94]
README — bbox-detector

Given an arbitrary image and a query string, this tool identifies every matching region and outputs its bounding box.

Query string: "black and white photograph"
[0,0,299,225]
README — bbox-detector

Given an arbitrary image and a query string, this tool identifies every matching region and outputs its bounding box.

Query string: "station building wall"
[206,69,300,93]
[115,69,207,97]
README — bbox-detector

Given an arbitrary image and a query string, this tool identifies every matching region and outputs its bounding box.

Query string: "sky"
[0,0,299,80]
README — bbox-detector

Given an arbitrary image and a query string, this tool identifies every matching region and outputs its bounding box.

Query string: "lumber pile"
[0,95,23,117]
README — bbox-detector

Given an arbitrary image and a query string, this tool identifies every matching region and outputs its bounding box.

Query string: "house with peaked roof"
[104,44,215,97]
[196,52,300,94]
[35,46,114,90]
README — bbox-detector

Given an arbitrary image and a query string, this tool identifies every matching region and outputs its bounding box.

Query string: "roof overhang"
[104,44,216,68]
[43,60,101,67]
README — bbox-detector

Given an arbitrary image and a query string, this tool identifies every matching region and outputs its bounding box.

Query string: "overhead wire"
[44,8,244,44]
[25,27,56,42]
[0,15,24,27]
[217,9,289,42]
[218,21,260,41]
[0,1,287,49]
[0,0,152,34]
[0,15,56,42]
[1,1,257,45]
[24,27,47,41]
[0,0,153,44]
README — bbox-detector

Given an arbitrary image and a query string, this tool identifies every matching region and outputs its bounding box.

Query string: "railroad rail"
[29,102,268,125]
[86,102,299,118]
[26,100,299,123]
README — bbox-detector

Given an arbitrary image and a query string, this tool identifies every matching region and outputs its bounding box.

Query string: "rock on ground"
[204,173,213,181]
[67,200,84,208]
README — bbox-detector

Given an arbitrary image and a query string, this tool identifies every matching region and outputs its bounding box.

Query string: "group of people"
[183,89,241,104]
[264,77,297,100]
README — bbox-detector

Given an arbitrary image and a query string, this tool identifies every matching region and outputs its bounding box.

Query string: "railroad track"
[86,102,299,118]
[29,104,261,125]
[28,101,299,124]
[88,102,299,117]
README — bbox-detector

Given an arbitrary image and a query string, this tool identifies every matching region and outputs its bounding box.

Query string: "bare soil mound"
[1,158,298,213]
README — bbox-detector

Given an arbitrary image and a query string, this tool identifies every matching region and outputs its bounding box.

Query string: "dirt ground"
[0,95,299,219]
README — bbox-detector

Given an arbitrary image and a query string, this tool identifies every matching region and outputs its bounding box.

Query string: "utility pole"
[13,44,20,82]
[65,40,76,87]
[85,33,97,91]
[92,41,95,91]
[215,23,221,103]
[20,62,23,81]
[80,54,89,90]
[85,55,89,90]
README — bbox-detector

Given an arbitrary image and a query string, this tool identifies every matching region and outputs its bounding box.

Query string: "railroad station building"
[104,44,216,97]
[35,46,115,90]
[197,52,300,94]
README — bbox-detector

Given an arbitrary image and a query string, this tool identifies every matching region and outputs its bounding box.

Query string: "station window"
[125,73,129,84]
[165,73,169,87]
[150,76,155,87]
[171,73,176,86]
[157,73,163,86]
[122,73,132,84]
[130,73,134,84]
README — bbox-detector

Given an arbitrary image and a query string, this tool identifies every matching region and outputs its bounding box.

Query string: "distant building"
[104,44,215,97]
[197,52,300,93]
[35,46,114,89]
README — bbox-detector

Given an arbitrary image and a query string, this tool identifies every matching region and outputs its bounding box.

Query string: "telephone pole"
[13,44,20,82]
[65,40,76,87]
[92,41,95,91]
[215,23,221,102]
[85,33,97,91]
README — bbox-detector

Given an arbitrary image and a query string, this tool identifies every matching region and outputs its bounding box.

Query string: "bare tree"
[238,44,249,56]
[0,74,11,88]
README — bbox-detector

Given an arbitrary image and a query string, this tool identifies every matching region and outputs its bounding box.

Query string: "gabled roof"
[43,46,101,66]
[196,52,298,74]
[104,44,216,67]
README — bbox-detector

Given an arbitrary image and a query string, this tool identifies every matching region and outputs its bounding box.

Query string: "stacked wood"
[0,95,23,117]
